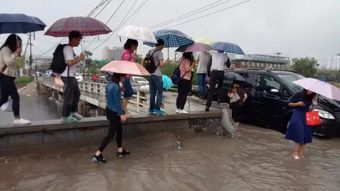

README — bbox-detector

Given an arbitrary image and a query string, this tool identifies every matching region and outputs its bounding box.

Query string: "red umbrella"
[100,60,150,76]
[45,16,111,37]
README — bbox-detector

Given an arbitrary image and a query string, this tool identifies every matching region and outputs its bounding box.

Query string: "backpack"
[143,50,160,73]
[50,44,67,74]
[171,60,184,85]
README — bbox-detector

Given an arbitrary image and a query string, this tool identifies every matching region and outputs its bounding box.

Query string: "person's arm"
[64,46,85,66]
[227,92,234,98]
[2,47,20,67]
[243,93,248,102]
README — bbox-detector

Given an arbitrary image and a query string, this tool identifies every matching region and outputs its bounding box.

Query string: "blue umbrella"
[144,29,193,48]
[0,13,46,34]
[212,42,245,55]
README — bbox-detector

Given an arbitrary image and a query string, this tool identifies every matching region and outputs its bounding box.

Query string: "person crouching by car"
[227,81,248,128]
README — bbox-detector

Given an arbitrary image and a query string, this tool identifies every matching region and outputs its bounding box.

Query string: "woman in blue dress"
[285,89,316,160]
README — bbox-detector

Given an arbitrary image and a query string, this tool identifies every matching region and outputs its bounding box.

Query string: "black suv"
[220,69,340,137]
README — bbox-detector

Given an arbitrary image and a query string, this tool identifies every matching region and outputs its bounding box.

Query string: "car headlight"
[313,109,335,119]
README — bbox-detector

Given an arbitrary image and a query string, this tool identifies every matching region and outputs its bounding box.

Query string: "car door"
[254,74,290,125]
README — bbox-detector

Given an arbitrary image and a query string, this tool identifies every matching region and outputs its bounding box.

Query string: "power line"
[90,0,148,51]
[164,0,252,28]
[93,0,112,18]
[150,0,231,29]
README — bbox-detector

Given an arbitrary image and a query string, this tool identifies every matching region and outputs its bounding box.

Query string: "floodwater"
[0,124,339,191]
[0,82,61,126]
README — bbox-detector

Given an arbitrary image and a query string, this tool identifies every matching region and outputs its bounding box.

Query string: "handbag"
[54,76,64,87]
[1,97,12,112]
[306,111,321,126]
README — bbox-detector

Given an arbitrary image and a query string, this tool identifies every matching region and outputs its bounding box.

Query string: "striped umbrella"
[144,29,193,48]
[45,16,111,37]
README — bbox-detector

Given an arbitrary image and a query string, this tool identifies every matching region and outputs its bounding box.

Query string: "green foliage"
[15,76,33,87]
[291,57,318,77]
[315,69,340,83]
[161,62,198,85]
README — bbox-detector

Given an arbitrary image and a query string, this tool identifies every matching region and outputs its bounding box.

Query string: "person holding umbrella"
[120,39,138,113]
[92,73,129,163]
[285,89,316,160]
[0,34,30,125]
[58,31,85,123]
[176,52,195,113]
[227,81,247,129]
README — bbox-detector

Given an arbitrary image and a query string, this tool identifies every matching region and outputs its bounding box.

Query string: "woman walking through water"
[92,73,129,163]
[285,89,316,160]
[0,34,30,125]
[120,39,138,113]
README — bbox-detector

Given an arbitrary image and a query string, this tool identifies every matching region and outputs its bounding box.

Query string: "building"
[324,55,340,70]
[231,54,290,70]
[102,46,124,61]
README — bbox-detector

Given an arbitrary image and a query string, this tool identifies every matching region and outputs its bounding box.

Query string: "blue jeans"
[148,75,163,110]
[123,78,134,98]
[197,73,206,97]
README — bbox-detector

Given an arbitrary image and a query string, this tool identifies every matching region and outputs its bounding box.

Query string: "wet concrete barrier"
[0,111,222,150]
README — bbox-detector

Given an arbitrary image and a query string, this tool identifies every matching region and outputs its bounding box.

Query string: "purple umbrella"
[175,42,212,52]
[293,78,340,101]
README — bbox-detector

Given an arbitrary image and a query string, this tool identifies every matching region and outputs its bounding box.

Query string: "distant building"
[323,55,340,70]
[102,46,124,60]
[231,54,290,70]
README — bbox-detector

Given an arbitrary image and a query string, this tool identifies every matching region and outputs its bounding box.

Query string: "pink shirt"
[120,49,137,62]
[179,58,193,80]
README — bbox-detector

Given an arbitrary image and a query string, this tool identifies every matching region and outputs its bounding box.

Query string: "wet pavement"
[0,124,339,191]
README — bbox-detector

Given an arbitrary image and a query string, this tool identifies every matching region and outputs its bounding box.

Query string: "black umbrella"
[0,13,46,34]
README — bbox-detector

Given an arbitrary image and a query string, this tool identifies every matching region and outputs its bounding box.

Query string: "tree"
[291,57,318,77]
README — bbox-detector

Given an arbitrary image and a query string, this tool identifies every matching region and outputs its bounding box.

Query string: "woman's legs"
[299,144,306,158]
[0,75,20,118]
[292,143,302,159]
[97,118,116,155]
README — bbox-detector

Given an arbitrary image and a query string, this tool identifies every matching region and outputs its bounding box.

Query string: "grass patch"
[15,76,34,88]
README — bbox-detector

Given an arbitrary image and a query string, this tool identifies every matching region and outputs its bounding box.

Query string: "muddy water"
[0,124,340,191]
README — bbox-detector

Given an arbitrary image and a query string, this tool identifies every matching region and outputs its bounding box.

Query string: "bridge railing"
[38,76,149,113]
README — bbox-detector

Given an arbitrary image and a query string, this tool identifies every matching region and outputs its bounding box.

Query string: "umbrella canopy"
[45,16,111,37]
[0,13,46,34]
[100,60,150,76]
[212,42,245,55]
[117,25,157,43]
[144,29,193,48]
[162,75,173,90]
[293,78,340,101]
[224,72,246,82]
[194,36,213,45]
[175,42,212,52]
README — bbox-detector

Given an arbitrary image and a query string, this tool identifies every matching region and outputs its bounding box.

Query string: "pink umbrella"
[45,16,111,37]
[293,78,340,101]
[175,42,212,52]
[100,60,150,76]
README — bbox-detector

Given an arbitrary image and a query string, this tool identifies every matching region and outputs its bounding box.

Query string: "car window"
[255,74,281,92]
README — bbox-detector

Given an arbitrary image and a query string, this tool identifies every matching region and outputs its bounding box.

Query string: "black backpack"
[171,60,184,85]
[143,50,160,73]
[50,44,67,74]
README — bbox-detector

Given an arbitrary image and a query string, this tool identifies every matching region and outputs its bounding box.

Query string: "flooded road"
[0,124,339,191]
[0,82,61,126]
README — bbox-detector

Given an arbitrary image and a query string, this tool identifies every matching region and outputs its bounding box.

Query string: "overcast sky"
[1,0,339,65]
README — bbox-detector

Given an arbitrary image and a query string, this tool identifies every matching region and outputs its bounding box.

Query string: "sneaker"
[71,112,83,120]
[153,109,166,115]
[62,115,77,123]
[178,109,188,114]
[148,109,154,114]
[13,118,31,125]
[117,149,130,158]
[91,154,106,163]
[205,107,210,112]
[176,109,180,113]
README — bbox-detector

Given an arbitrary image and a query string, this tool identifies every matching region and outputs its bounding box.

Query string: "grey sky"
[1,0,339,65]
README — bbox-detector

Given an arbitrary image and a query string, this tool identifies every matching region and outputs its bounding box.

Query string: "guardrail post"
[136,89,140,112]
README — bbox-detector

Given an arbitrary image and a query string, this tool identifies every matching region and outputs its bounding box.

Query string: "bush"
[161,62,198,85]
[15,76,34,88]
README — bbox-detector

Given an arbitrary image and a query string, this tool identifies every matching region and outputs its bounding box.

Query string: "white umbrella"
[117,25,157,43]
[293,78,340,101]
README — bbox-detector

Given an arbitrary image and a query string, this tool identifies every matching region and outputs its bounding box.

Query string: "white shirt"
[197,52,211,74]
[211,52,228,71]
[61,45,76,77]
